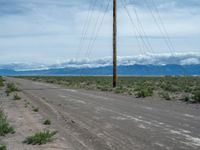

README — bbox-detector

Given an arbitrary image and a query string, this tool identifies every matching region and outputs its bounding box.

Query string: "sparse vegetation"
[0,110,15,136]
[24,101,31,108]
[5,83,19,96]
[20,76,200,103]
[13,94,21,100]
[192,90,200,103]
[32,107,39,112]
[159,92,171,101]
[23,130,57,145]
[135,87,154,98]
[0,145,7,150]
[0,77,4,87]
[43,119,51,125]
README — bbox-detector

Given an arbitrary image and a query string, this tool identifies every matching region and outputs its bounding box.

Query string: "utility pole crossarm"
[113,0,117,88]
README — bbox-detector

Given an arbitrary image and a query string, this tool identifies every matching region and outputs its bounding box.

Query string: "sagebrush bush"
[5,83,19,96]
[0,145,7,150]
[13,94,21,100]
[23,130,57,145]
[159,92,171,101]
[135,88,153,98]
[43,119,51,125]
[32,107,39,112]
[192,90,200,103]
[0,111,15,136]
[0,77,4,87]
[182,95,190,102]
[19,76,200,102]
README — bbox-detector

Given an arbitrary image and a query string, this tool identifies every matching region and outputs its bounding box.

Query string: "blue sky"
[0,0,200,64]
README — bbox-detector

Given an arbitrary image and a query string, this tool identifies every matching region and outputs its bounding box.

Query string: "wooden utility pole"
[113,0,117,88]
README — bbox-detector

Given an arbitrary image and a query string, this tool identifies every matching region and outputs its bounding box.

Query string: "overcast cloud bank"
[0,53,199,71]
[0,0,200,63]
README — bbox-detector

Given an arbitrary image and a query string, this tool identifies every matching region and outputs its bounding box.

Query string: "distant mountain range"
[0,54,200,76]
[0,64,200,76]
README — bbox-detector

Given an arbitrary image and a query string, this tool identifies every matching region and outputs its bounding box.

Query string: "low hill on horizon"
[0,64,200,76]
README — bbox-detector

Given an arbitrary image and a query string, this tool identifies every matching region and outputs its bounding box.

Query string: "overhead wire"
[148,0,189,75]
[121,0,151,56]
[129,0,159,55]
[151,0,176,52]
[119,0,145,57]
[142,0,174,54]
[121,0,154,75]
[76,0,98,60]
[123,0,167,75]
[86,0,112,59]
[76,0,189,76]
[85,0,111,58]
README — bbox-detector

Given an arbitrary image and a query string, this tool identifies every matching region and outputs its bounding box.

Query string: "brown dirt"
[0,86,70,150]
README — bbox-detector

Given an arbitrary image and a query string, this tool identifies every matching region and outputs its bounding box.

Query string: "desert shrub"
[19,76,200,102]
[182,95,190,102]
[43,119,51,125]
[184,86,193,93]
[97,85,112,92]
[160,83,179,93]
[0,110,15,136]
[114,86,127,94]
[13,94,21,100]
[23,130,57,145]
[0,77,4,87]
[0,145,7,150]
[192,90,200,103]
[32,107,39,112]
[5,83,19,96]
[135,87,153,98]
[159,92,171,101]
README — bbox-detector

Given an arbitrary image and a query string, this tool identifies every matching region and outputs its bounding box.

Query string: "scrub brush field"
[21,76,200,103]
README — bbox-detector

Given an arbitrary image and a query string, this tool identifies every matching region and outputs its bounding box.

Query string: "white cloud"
[180,58,200,65]
[0,0,200,63]
[0,53,199,71]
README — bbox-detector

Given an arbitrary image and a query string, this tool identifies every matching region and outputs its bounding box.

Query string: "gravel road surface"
[6,77,200,150]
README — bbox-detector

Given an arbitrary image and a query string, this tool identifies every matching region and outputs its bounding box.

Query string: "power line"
[76,0,98,60]
[142,0,174,54]
[129,0,160,56]
[123,0,167,75]
[151,0,176,52]
[84,0,109,58]
[147,0,189,75]
[121,0,153,55]
[86,0,112,58]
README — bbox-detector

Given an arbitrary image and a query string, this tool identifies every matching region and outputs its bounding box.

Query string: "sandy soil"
[1,77,200,150]
[0,85,70,150]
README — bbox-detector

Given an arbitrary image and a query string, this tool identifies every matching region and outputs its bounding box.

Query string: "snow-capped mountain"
[0,53,200,76]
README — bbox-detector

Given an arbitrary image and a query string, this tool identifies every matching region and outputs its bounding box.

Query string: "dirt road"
[3,77,200,150]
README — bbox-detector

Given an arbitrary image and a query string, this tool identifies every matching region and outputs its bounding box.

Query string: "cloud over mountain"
[0,53,199,71]
[51,53,200,68]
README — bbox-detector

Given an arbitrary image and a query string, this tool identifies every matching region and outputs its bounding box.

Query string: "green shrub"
[0,145,7,150]
[23,130,57,145]
[43,119,51,125]
[0,77,4,87]
[182,95,190,102]
[114,86,126,94]
[135,88,153,98]
[32,107,39,112]
[5,83,19,96]
[0,111,15,136]
[19,76,200,103]
[159,92,171,101]
[13,94,21,100]
[192,91,200,103]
